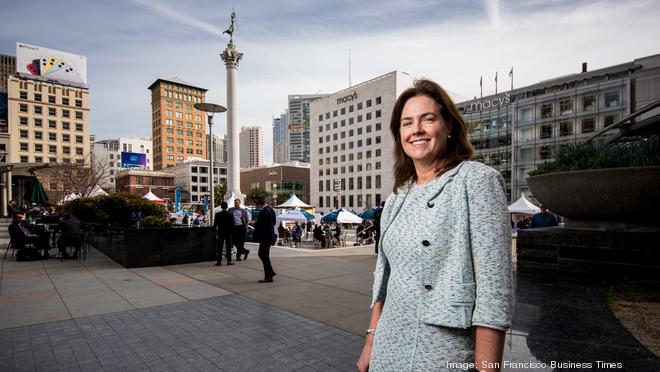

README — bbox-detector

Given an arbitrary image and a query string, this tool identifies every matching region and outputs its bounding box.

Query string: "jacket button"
[422,240,430,246]
[427,202,434,208]
[424,285,433,290]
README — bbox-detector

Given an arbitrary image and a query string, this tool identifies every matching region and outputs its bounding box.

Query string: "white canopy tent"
[276,209,308,223]
[337,210,363,224]
[508,194,541,214]
[87,185,108,197]
[276,194,312,208]
[143,191,166,203]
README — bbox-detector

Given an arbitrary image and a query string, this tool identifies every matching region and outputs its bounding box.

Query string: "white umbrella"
[337,210,363,224]
[276,209,308,223]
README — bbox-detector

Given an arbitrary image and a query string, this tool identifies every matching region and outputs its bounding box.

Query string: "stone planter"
[87,224,216,268]
[527,166,660,228]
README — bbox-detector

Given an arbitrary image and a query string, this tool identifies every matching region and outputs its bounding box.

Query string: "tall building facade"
[310,71,415,212]
[458,54,660,202]
[288,94,325,163]
[272,112,289,164]
[239,126,264,168]
[148,78,207,171]
[206,133,225,164]
[1,54,16,94]
[92,137,153,191]
[7,73,90,165]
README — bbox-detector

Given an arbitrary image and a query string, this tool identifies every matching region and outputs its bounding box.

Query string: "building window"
[540,103,552,119]
[75,99,82,108]
[62,134,70,142]
[582,95,596,111]
[20,130,28,138]
[20,143,28,151]
[19,104,28,112]
[49,120,57,129]
[34,106,42,114]
[603,91,619,107]
[62,109,70,118]
[49,132,56,141]
[48,95,56,104]
[581,118,596,133]
[539,145,553,160]
[76,148,83,155]
[540,125,553,139]
[62,97,70,105]
[62,146,70,154]
[49,145,57,153]
[559,121,573,136]
[62,122,70,130]
[48,107,56,116]
[19,117,28,125]
[559,99,573,115]
[75,111,83,119]
[35,144,43,152]
[76,123,83,131]
[20,156,28,163]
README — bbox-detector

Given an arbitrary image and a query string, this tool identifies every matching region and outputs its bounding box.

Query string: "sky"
[2,0,660,163]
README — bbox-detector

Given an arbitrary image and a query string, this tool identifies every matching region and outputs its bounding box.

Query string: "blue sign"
[121,152,147,169]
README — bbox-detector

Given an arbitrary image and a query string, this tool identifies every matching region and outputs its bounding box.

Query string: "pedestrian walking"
[253,196,277,282]
[228,198,250,261]
[213,202,234,266]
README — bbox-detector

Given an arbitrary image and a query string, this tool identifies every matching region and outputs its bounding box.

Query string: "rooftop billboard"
[16,42,87,85]
[121,152,147,169]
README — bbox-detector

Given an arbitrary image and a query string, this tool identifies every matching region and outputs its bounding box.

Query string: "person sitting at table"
[313,224,325,247]
[8,214,47,260]
[56,214,82,259]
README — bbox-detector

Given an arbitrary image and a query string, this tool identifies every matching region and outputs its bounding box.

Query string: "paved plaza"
[1,240,659,371]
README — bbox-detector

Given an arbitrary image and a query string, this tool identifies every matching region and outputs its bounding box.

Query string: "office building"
[169,159,228,204]
[114,169,175,201]
[240,162,310,204]
[288,94,325,163]
[239,126,263,168]
[457,54,660,201]
[148,77,207,171]
[310,71,415,213]
[1,54,16,94]
[206,133,225,164]
[92,137,153,191]
[272,112,289,164]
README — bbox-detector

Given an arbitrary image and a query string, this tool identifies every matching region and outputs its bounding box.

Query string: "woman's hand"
[356,335,373,372]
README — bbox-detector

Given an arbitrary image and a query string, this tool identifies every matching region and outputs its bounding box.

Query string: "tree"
[276,192,288,206]
[48,156,111,202]
[214,182,227,205]
[246,186,267,205]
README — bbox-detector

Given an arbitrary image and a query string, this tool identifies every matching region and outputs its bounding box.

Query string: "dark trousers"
[374,235,380,254]
[258,241,275,279]
[232,225,248,257]
[217,233,233,262]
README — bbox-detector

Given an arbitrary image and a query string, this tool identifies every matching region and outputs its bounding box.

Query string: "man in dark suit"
[56,214,82,259]
[228,198,250,261]
[8,214,45,260]
[253,196,277,282]
[213,201,234,266]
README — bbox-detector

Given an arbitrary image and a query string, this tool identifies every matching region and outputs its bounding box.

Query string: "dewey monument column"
[220,10,244,202]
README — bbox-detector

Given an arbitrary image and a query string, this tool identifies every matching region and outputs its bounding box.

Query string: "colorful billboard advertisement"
[16,42,87,85]
[121,152,147,169]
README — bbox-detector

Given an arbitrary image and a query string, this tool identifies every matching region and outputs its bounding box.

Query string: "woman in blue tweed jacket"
[357,80,513,372]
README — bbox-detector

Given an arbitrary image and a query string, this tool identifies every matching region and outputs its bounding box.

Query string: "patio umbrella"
[299,209,315,221]
[360,207,379,220]
[276,209,308,223]
[24,176,49,204]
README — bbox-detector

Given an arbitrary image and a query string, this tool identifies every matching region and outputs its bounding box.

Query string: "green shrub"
[62,192,167,227]
[530,135,660,176]
[139,215,173,228]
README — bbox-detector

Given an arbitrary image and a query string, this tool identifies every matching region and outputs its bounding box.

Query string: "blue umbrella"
[321,209,340,223]
[360,208,379,220]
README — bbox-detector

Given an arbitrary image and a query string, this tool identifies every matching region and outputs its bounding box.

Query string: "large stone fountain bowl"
[526,166,660,228]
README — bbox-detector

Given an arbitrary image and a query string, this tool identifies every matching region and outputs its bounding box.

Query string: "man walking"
[253,196,276,282]
[373,201,384,254]
[228,198,250,261]
[213,201,234,266]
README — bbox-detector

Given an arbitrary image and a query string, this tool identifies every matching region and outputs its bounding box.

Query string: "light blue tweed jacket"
[372,161,513,331]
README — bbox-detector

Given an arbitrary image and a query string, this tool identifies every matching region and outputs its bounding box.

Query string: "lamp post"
[272,183,278,206]
[194,102,226,226]
[334,178,341,209]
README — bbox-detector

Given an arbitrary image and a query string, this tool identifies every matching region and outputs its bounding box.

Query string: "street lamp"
[272,183,278,206]
[194,102,226,226]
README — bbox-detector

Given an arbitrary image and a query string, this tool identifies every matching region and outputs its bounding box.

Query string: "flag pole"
[509,67,514,91]
[495,71,498,95]
[480,75,483,98]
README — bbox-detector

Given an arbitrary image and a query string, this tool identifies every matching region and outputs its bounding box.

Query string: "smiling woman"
[357,80,513,372]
